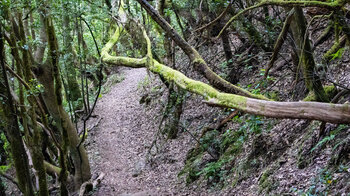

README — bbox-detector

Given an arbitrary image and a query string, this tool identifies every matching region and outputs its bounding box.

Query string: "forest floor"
[86,67,199,196]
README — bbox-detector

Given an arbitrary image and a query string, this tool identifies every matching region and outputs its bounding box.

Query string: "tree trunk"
[136,0,268,101]
[290,7,329,102]
[157,0,185,139]
[39,13,91,188]
[0,24,34,196]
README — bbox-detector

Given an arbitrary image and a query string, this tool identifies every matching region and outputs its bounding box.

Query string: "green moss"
[217,93,247,110]
[192,57,206,65]
[259,169,271,186]
[221,129,245,156]
[101,28,122,58]
[303,85,337,101]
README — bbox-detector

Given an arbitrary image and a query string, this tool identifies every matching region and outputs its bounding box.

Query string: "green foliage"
[220,128,245,154]
[240,115,264,134]
[200,129,220,151]
[0,133,10,172]
[246,70,276,97]
[0,134,9,157]
[181,113,267,186]
[197,157,233,186]
[219,59,232,70]
[330,47,345,61]
[209,0,230,12]
[311,124,347,152]
[27,78,44,97]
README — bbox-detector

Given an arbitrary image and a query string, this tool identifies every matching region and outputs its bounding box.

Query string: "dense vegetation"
[0,0,349,195]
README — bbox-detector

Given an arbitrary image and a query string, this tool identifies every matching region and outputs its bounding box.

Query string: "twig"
[180,124,217,159]
[327,79,350,91]
[77,16,104,148]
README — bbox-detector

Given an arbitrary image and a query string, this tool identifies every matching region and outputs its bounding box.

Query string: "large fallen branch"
[101,25,350,124]
[136,0,269,101]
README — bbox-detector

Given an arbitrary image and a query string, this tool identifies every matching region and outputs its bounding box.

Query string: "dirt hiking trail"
[86,67,198,196]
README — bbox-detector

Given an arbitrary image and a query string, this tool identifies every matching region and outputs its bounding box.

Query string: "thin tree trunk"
[157,0,184,139]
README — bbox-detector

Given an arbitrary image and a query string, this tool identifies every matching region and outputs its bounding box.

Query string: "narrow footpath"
[86,68,198,196]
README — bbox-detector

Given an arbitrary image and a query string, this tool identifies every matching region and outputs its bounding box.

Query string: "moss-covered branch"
[323,35,347,62]
[101,26,350,124]
[136,0,269,100]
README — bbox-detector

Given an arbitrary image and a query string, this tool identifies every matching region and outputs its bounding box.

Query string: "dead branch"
[78,116,102,136]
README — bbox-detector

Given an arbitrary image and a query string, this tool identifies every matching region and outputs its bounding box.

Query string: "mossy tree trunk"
[137,0,269,101]
[290,7,329,102]
[0,23,35,196]
[157,0,185,139]
[14,10,49,196]
[36,10,91,190]
[218,18,236,84]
